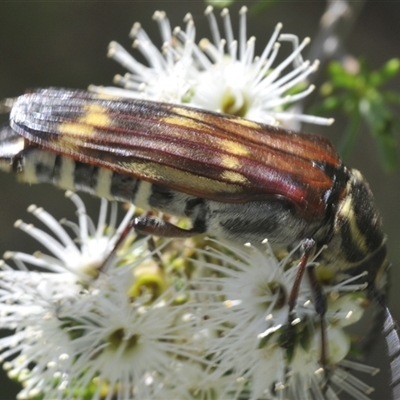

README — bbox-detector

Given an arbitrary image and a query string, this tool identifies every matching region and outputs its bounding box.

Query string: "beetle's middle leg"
[100,214,205,272]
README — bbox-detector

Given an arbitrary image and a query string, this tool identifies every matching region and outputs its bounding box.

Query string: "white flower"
[0,193,205,399]
[43,281,197,400]
[189,240,377,399]
[3,191,136,282]
[90,6,333,128]
[0,193,380,399]
[154,362,244,400]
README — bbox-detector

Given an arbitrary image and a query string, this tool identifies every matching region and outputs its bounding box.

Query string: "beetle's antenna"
[0,98,16,114]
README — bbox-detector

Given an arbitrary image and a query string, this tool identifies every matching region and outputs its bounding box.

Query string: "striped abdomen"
[11,146,198,220]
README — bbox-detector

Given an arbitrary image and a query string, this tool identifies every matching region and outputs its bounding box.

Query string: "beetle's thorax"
[317,168,386,280]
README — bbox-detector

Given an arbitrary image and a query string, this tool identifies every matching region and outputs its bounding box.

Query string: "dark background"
[0,1,399,399]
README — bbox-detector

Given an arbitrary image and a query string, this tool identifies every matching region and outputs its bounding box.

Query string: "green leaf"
[315,57,400,171]
[377,58,400,85]
[327,62,358,89]
[319,95,346,111]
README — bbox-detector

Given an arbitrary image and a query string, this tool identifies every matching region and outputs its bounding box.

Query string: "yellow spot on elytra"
[220,170,248,184]
[58,122,96,137]
[221,154,241,169]
[57,105,111,137]
[118,161,243,195]
[170,106,203,120]
[162,107,252,158]
[57,122,95,136]
[219,139,249,156]
[161,115,203,131]
[79,104,111,127]
[235,118,261,129]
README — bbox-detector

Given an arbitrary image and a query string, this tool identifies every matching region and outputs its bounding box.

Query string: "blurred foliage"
[316,58,400,172]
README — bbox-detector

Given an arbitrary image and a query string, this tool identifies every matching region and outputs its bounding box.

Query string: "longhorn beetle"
[0,88,399,395]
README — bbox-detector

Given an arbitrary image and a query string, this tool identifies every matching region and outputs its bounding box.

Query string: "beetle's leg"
[101,215,204,272]
[286,239,316,323]
[287,239,328,391]
[282,239,315,349]
[144,235,164,266]
[282,239,330,389]
[132,215,204,238]
[307,264,328,366]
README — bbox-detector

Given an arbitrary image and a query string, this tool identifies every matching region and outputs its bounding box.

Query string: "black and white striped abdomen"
[18,148,197,218]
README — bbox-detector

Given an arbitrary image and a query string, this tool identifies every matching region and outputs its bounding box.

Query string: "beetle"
[0,88,398,393]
